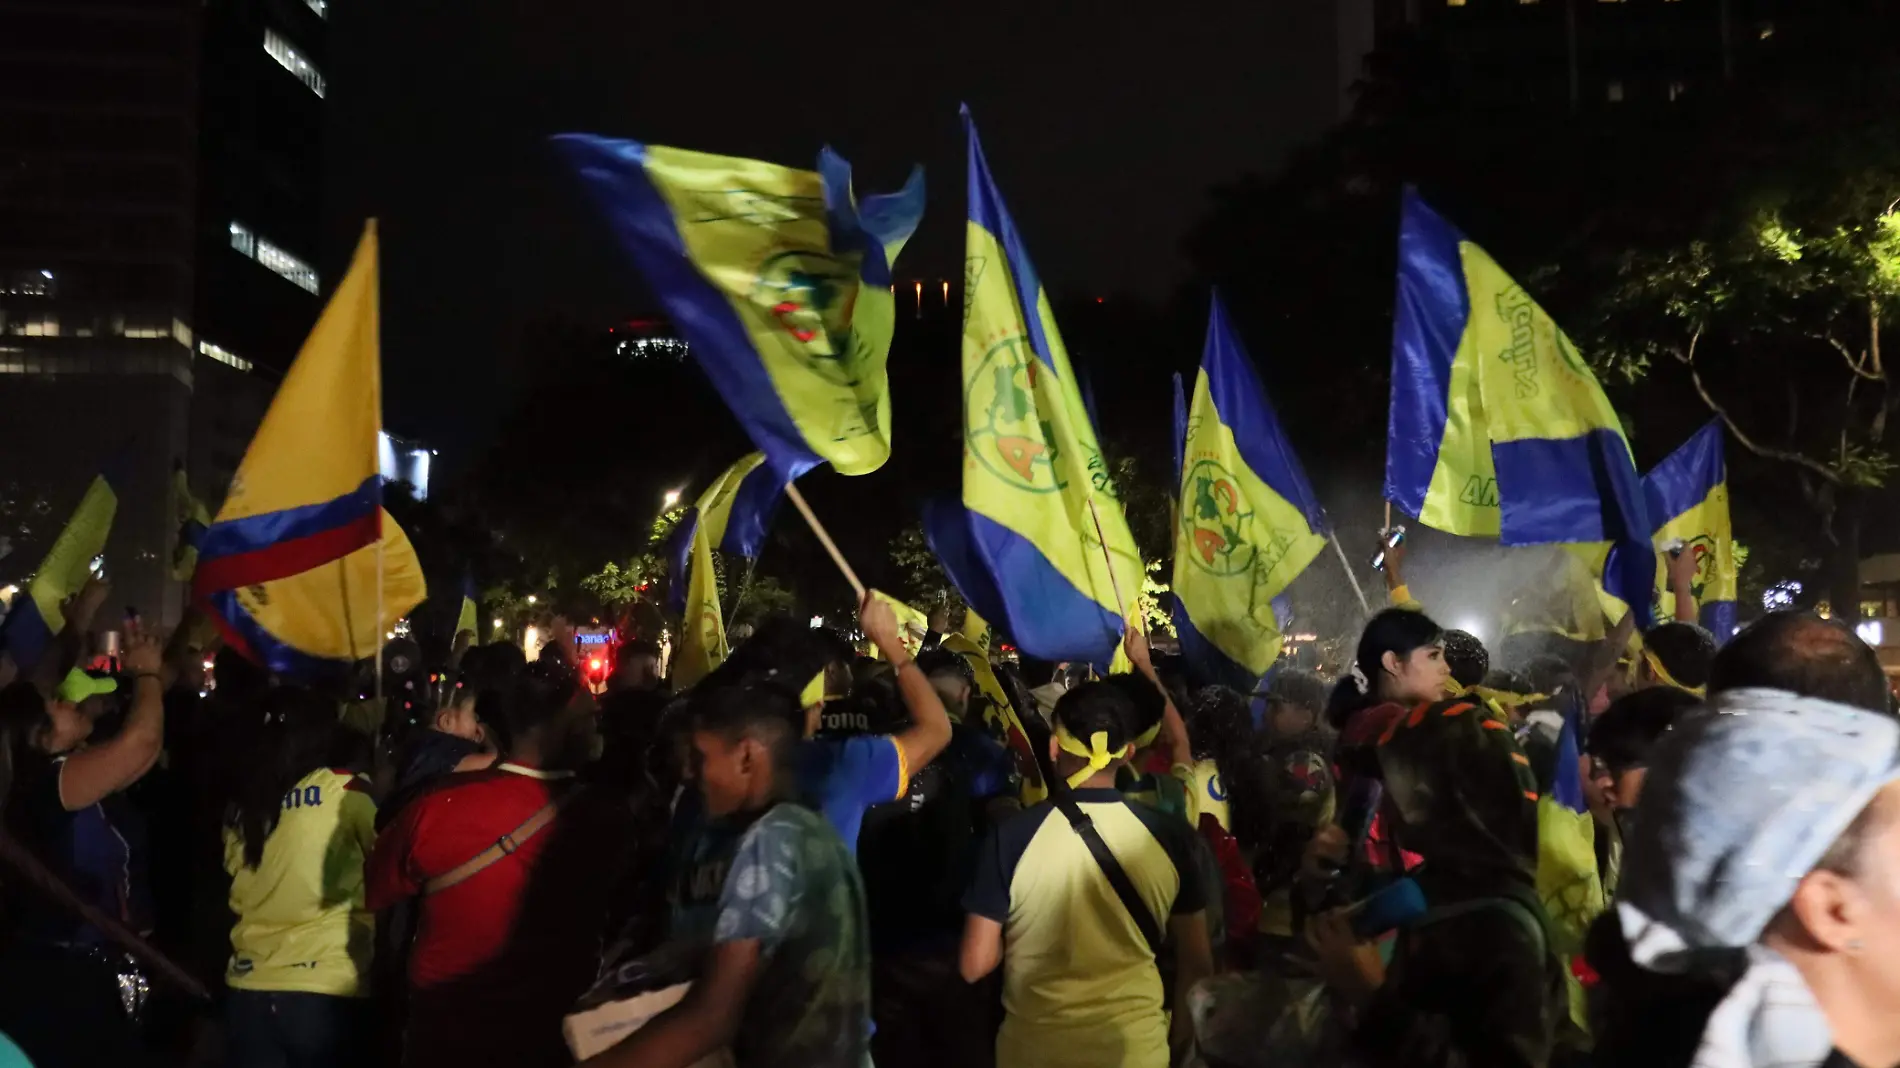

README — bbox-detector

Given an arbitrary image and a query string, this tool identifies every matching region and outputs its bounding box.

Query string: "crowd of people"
[0,537,1896,1068]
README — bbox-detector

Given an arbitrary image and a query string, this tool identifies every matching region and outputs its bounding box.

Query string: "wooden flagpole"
[784,483,865,602]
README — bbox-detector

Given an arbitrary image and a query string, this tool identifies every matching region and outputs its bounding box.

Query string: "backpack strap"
[1049,786,1164,956]
[422,787,581,896]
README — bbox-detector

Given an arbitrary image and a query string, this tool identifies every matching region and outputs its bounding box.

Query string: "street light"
[492,618,504,629]
[526,595,537,606]
[663,489,682,508]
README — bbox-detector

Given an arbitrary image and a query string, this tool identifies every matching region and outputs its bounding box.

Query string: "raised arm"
[1124,628,1191,770]
[863,591,952,770]
[58,620,165,810]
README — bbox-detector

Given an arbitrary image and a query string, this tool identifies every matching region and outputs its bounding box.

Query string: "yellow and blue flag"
[665,452,784,617]
[455,574,479,640]
[170,462,210,582]
[1385,190,1655,626]
[193,222,426,676]
[1,458,121,670]
[923,108,1144,666]
[553,134,924,484]
[670,454,782,689]
[1172,293,1329,690]
[1644,420,1736,638]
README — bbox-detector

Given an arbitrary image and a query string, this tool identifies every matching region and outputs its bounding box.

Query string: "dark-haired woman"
[223,687,376,1067]
[365,660,631,1068]
[1315,608,1451,883]
[0,622,167,1068]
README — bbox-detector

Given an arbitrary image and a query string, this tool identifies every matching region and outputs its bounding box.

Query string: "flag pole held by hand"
[783,483,865,602]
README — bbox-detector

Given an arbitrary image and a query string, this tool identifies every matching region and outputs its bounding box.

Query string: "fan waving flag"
[671,454,783,689]
[553,134,924,484]
[170,462,210,582]
[1644,421,1737,638]
[923,108,1144,667]
[1,458,121,671]
[1173,293,1329,690]
[192,222,426,677]
[1384,189,1655,627]
[665,452,784,616]
[456,574,479,640]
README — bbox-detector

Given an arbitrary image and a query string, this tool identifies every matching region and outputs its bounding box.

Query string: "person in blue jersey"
[0,617,168,1068]
[587,673,872,1068]
[961,680,1213,1068]
[720,595,953,854]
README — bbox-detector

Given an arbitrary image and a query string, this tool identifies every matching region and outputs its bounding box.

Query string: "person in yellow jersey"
[223,686,376,1066]
[960,678,1214,1068]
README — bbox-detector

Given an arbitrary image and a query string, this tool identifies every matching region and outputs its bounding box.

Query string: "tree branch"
[1675,327,1845,485]
[1824,333,1882,381]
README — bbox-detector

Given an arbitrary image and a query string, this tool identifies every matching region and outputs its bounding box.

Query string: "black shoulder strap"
[1049,785,1163,955]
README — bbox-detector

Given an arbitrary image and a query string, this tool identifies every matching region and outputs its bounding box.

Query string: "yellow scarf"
[1642,648,1707,698]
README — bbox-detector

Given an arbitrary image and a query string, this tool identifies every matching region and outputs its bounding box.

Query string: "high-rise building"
[0,0,329,626]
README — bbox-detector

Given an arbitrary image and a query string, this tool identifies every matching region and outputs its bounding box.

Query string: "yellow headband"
[1132,719,1162,751]
[1055,722,1130,789]
[1642,648,1707,698]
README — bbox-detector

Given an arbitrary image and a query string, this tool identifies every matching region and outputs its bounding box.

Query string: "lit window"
[125,320,169,339]
[199,340,253,373]
[229,220,320,294]
[264,29,326,98]
[1447,0,1465,5]
[305,0,327,17]
[172,318,193,349]
[1607,80,1625,102]
[1668,79,1687,102]
[1758,21,1774,39]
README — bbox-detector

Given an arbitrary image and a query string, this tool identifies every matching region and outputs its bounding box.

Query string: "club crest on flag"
[752,250,854,371]
[1183,459,1256,575]
[964,335,1063,493]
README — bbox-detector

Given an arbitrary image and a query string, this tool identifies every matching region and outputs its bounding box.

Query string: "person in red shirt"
[367,659,632,1068]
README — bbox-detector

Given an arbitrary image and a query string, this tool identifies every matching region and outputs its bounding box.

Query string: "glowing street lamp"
[663,489,682,508]
[526,595,537,606]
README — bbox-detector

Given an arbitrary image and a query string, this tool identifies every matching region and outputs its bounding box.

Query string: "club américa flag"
[922,107,1144,668]
[670,454,784,689]
[665,452,784,618]
[456,574,479,640]
[553,134,923,485]
[1643,420,1737,639]
[1384,189,1655,628]
[1172,293,1329,691]
[192,223,426,677]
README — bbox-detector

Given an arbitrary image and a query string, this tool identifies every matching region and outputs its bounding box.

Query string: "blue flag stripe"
[1383,188,1471,516]
[1171,604,1260,694]
[1204,292,1329,533]
[1643,420,1725,535]
[923,500,1123,665]
[1171,372,1187,489]
[551,134,823,485]
[818,147,924,289]
[962,106,1060,375]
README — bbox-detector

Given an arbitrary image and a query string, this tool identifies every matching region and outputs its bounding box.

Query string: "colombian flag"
[1172,293,1328,690]
[669,453,785,689]
[1644,420,1736,638]
[1,459,120,671]
[922,108,1144,667]
[554,134,924,484]
[1385,190,1655,627]
[192,223,426,677]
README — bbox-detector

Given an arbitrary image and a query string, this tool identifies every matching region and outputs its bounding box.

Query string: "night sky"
[323,3,1342,462]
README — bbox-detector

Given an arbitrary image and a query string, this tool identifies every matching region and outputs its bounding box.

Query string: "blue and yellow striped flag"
[193,222,427,676]
[923,108,1144,666]
[1644,420,1736,638]
[665,452,783,617]
[1,459,121,670]
[1385,190,1655,627]
[554,134,923,484]
[455,574,479,640]
[671,454,783,689]
[1173,294,1329,690]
